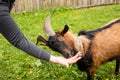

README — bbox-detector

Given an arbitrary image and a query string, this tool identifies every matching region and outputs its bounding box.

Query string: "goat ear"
[61,25,69,36]
[36,35,48,46]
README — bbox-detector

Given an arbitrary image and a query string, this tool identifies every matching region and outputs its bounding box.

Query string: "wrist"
[49,55,58,64]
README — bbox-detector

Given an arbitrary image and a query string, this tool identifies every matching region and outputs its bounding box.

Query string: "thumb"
[65,63,69,67]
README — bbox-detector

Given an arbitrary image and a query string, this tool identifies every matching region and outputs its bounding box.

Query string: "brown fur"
[56,19,120,80]
[91,22,120,66]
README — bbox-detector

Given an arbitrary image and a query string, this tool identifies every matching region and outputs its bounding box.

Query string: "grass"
[0,5,120,80]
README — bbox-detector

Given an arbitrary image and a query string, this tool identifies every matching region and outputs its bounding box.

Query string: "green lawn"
[0,5,120,80]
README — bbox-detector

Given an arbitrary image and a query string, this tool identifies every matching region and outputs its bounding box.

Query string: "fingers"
[75,56,81,62]
[66,63,69,67]
[50,52,82,68]
[68,57,81,64]
[70,52,82,59]
[67,52,82,64]
[74,52,81,58]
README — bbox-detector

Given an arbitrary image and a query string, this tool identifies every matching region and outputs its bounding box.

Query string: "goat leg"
[87,68,96,80]
[115,56,120,75]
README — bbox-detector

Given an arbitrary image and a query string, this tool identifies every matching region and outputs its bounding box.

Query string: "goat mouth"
[57,48,78,58]
[61,50,78,58]
[71,50,78,56]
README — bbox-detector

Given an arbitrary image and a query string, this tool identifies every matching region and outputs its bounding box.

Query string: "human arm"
[0,4,81,66]
[0,11,81,64]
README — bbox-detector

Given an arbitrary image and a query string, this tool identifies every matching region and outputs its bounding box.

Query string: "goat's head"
[36,14,78,58]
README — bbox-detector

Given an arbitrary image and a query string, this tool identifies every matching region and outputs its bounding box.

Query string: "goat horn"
[43,13,55,37]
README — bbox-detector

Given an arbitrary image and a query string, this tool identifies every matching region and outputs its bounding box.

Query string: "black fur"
[78,19,120,39]
[77,50,93,72]
[78,30,95,39]
[77,40,93,72]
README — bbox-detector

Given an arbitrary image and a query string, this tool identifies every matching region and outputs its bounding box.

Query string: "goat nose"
[71,50,76,56]
[71,51,75,56]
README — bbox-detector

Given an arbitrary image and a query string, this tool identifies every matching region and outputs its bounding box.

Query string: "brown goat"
[36,14,120,80]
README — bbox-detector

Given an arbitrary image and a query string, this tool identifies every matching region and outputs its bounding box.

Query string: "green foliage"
[0,5,120,80]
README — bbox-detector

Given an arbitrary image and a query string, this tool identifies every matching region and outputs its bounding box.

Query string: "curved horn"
[43,14,55,37]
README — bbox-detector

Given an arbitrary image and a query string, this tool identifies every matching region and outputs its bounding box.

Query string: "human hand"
[49,52,81,67]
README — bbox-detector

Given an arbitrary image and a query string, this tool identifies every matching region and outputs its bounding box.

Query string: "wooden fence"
[12,0,120,13]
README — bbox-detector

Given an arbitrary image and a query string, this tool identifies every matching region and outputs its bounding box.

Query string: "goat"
[36,14,120,80]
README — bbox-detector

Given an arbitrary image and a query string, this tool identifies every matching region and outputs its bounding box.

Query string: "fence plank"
[12,0,120,13]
